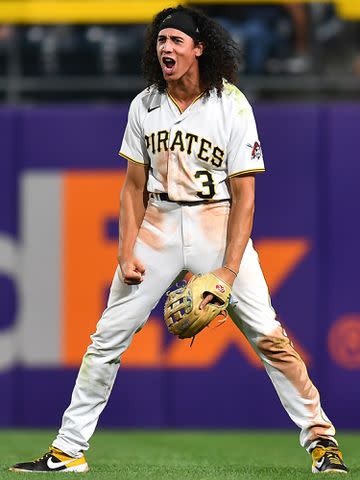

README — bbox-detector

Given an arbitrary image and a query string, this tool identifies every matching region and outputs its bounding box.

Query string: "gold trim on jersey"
[228,168,265,178]
[167,91,206,114]
[118,151,145,165]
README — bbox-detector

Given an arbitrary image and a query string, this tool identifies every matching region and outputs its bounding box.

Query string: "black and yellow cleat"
[311,439,348,474]
[9,446,89,473]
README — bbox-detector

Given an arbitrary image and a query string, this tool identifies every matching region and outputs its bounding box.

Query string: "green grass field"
[1,430,359,479]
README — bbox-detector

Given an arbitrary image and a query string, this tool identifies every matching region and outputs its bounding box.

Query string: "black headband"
[158,11,200,41]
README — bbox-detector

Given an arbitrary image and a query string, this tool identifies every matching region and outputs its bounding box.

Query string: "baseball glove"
[164,273,231,340]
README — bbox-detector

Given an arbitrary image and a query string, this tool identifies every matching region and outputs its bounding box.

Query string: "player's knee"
[256,326,301,363]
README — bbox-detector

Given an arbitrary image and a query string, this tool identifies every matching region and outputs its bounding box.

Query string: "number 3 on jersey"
[195,170,215,199]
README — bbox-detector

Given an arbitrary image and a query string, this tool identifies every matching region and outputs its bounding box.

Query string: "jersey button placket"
[167,127,177,200]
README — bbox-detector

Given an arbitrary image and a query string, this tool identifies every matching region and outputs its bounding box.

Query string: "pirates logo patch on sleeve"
[246,141,262,160]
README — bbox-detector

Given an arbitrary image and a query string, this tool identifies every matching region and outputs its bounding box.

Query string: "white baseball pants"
[53,198,335,457]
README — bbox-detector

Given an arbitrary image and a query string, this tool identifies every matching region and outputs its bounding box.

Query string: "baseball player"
[10,6,348,474]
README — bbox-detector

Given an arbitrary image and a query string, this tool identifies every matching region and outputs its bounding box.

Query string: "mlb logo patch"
[216,284,225,294]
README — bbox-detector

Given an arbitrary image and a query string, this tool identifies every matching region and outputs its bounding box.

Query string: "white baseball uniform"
[53,82,335,457]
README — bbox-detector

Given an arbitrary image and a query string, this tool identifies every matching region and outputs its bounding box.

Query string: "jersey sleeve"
[226,104,265,178]
[119,96,149,165]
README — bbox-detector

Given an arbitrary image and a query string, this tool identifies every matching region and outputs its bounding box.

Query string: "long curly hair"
[142,5,240,96]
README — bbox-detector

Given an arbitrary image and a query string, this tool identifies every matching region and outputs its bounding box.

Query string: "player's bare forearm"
[217,175,255,286]
[225,174,255,269]
[201,175,254,308]
[118,162,149,283]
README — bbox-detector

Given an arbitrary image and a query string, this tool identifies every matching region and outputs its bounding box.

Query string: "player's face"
[157,28,203,82]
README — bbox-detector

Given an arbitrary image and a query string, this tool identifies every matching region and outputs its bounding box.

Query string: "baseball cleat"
[9,446,89,473]
[311,439,348,474]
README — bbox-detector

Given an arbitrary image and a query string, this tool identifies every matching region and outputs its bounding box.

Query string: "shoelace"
[31,446,62,464]
[31,451,51,464]
[325,447,343,465]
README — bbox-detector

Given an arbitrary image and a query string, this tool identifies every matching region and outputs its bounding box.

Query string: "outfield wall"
[0,104,359,429]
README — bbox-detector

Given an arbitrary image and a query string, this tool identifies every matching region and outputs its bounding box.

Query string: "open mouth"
[162,57,176,75]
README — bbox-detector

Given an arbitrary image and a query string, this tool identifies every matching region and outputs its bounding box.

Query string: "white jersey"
[119,81,265,202]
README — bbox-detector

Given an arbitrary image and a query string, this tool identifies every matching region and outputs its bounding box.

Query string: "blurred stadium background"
[0,0,359,441]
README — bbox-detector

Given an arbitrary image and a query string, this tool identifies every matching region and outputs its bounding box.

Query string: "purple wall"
[0,103,359,430]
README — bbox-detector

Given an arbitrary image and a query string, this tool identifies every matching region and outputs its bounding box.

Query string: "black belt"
[149,192,229,205]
